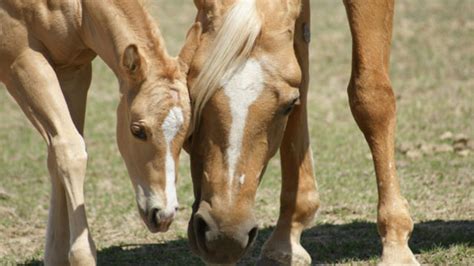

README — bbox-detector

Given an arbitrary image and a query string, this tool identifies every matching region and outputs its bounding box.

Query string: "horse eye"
[130,123,147,140]
[283,97,299,115]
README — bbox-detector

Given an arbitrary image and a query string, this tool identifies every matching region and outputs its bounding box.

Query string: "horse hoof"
[379,244,419,266]
[257,247,311,266]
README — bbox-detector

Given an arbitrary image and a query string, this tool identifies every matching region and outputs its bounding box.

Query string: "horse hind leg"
[6,49,96,266]
[343,0,418,264]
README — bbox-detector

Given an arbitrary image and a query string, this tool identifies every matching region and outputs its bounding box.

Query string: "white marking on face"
[221,59,264,183]
[135,184,147,212]
[239,174,246,185]
[134,183,162,210]
[162,107,184,212]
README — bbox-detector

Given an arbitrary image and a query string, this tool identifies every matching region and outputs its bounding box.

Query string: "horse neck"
[80,0,170,82]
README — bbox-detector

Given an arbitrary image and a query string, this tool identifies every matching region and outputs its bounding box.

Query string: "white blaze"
[221,59,264,183]
[162,107,184,211]
[135,184,147,212]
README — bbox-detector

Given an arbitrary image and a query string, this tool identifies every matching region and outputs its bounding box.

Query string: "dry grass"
[0,0,473,265]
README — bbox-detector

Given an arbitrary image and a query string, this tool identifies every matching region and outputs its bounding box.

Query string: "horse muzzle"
[188,201,258,264]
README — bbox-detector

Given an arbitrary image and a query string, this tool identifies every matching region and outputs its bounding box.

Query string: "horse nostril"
[194,214,211,252]
[247,226,258,249]
[149,207,162,226]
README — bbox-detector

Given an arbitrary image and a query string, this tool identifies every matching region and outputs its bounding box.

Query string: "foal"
[184,0,418,265]
[0,0,199,265]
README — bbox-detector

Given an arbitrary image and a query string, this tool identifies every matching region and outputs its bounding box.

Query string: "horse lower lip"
[146,208,176,230]
[160,222,170,232]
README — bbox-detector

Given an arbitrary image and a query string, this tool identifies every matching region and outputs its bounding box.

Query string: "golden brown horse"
[182,0,419,264]
[0,0,199,265]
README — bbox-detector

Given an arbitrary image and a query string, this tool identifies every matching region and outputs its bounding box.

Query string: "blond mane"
[190,0,262,132]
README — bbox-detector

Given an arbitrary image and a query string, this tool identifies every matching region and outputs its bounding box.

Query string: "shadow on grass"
[300,219,474,263]
[22,219,473,265]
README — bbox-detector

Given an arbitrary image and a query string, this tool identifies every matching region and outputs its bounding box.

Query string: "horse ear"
[122,44,147,79]
[193,0,203,8]
[178,22,202,74]
[194,0,223,17]
[194,0,216,10]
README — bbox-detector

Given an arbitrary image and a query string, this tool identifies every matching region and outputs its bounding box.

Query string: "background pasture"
[0,0,472,264]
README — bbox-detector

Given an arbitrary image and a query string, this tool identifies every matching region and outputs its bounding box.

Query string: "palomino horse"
[0,0,199,265]
[183,0,418,264]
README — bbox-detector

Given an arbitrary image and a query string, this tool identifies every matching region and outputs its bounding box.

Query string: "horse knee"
[48,134,88,184]
[347,71,396,135]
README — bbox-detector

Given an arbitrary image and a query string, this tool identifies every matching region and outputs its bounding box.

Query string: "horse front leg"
[6,49,96,266]
[343,0,418,264]
[259,1,319,265]
[43,63,93,266]
[258,107,319,266]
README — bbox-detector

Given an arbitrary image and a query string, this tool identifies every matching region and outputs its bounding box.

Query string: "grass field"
[1,0,473,265]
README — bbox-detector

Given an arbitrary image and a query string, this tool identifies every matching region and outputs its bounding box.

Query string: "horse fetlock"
[297,192,320,227]
[69,241,96,266]
[286,181,319,228]
[377,201,413,245]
